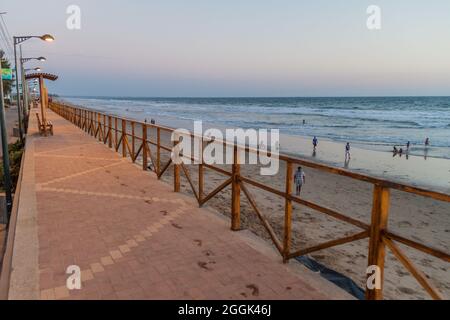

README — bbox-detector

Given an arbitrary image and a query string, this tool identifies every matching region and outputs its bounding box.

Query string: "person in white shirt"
[294,167,306,196]
[345,142,351,160]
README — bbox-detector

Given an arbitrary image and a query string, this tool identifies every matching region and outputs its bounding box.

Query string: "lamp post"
[13,34,54,142]
[0,57,13,223]
[20,57,46,131]
[24,67,42,72]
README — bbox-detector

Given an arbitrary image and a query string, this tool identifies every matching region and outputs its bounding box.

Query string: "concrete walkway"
[7,110,351,300]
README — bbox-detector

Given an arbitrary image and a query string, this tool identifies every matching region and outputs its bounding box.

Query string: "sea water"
[62,96,450,191]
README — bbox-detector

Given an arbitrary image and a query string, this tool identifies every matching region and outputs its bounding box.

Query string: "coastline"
[60,99,450,193]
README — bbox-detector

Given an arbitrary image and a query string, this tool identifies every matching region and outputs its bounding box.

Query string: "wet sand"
[119,111,450,192]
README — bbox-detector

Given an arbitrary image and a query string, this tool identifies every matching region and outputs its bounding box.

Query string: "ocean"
[63,96,450,160]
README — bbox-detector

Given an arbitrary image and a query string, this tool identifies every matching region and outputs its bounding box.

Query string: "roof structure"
[25,72,58,81]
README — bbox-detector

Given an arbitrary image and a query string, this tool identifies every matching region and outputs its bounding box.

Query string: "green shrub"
[0,140,25,192]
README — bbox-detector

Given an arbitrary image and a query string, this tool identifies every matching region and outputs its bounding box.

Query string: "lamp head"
[40,34,55,42]
[37,57,46,62]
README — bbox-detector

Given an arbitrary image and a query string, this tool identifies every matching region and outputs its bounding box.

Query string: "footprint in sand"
[194,239,203,247]
[203,250,214,257]
[398,221,412,228]
[198,261,213,271]
[172,223,183,229]
[398,287,415,295]
[246,284,260,297]
[160,210,168,216]
[145,200,153,205]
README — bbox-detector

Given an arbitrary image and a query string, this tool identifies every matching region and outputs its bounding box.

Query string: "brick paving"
[11,110,350,300]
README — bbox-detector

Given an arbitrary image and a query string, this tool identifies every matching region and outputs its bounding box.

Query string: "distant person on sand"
[393,146,398,157]
[151,119,156,125]
[294,167,306,196]
[303,119,306,125]
[313,136,318,150]
[425,137,430,147]
[406,141,411,151]
[345,142,351,160]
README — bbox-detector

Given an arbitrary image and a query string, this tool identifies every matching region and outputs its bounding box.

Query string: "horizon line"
[59,94,450,99]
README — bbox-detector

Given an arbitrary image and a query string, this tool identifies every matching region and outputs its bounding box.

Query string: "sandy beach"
[139,126,450,300]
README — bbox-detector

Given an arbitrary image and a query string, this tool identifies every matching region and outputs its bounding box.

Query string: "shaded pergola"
[25,72,58,132]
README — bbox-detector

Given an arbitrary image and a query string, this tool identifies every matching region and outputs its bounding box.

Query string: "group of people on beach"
[392,137,430,158]
[293,138,352,196]
[294,136,433,196]
[311,136,352,160]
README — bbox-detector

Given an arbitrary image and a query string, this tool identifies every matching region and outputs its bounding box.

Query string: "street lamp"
[13,34,54,141]
[24,67,42,72]
[22,56,46,63]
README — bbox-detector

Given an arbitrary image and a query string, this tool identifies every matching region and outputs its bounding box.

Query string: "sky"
[1,0,450,97]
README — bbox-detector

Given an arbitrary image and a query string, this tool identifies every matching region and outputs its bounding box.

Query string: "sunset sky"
[2,0,450,97]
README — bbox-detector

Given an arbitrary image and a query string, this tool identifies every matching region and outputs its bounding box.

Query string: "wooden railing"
[49,102,450,300]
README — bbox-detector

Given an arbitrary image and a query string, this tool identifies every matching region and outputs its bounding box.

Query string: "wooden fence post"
[283,162,293,263]
[157,128,161,175]
[114,117,118,150]
[173,140,181,192]
[122,119,127,157]
[88,111,91,134]
[142,123,148,171]
[98,113,102,141]
[366,185,390,300]
[231,145,241,231]
[198,137,204,205]
[108,116,112,148]
[91,111,94,135]
[103,115,106,142]
[131,122,135,161]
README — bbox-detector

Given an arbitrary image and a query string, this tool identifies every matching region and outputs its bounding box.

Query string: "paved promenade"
[7,110,350,300]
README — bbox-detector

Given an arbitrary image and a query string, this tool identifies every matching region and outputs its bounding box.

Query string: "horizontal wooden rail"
[50,101,450,300]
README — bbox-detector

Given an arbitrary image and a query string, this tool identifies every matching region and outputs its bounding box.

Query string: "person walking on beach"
[406,141,411,151]
[294,167,306,196]
[345,142,351,160]
[313,136,318,150]
[425,137,430,147]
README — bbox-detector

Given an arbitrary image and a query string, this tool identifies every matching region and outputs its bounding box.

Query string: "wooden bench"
[36,113,54,136]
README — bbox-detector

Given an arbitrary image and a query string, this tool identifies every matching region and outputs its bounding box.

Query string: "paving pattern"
[23,110,346,300]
